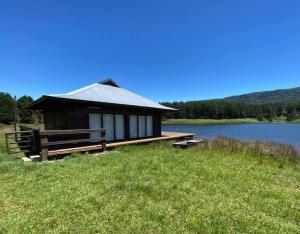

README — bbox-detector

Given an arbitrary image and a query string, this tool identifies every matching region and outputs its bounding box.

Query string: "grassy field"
[162,118,299,125]
[0,136,299,233]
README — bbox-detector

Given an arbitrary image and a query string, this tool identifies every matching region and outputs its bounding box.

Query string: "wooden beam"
[48,144,105,156]
[40,135,48,161]
[102,140,106,152]
[47,132,194,157]
[40,128,105,136]
[41,138,104,147]
[13,95,17,140]
[5,130,33,135]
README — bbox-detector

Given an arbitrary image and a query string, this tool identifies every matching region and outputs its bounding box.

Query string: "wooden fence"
[4,128,106,161]
[5,130,35,154]
[39,129,106,161]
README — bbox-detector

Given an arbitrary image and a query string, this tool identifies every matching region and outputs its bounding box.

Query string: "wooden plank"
[5,130,33,135]
[17,139,33,143]
[9,150,31,154]
[17,136,33,140]
[40,128,105,136]
[173,139,204,149]
[42,138,103,147]
[47,131,194,157]
[107,132,194,148]
[19,125,39,131]
[48,144,105,156]
[9,145,31,150]
[6,135,33,140]
[6,139,32,144]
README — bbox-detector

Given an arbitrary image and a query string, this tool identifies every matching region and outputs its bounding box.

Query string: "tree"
[17,95,34,123]
[264,104,275,122]
[160,100,300,121]
[256,113,264,122]
[0,92,15,124]
[286,103,296,115]
[286,113,296,122]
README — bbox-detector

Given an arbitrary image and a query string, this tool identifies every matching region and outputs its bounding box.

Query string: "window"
[130,115,138,138]
[115,114,125,140]
[103,114,114,141]
[89,113,101,142]
[139,115,146,137]
[146,116,153,137]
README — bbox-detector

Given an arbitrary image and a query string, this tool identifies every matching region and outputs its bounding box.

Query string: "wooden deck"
[48,131,194,157]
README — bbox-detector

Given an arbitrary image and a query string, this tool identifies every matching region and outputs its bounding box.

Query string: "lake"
[162,123,300,151]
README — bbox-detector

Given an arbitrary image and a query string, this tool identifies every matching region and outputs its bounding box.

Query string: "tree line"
[1,91,300,124]
[0,92,42,124]
[161,100,300,122]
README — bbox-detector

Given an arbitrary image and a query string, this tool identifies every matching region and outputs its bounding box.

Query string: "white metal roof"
[47,81,176,111]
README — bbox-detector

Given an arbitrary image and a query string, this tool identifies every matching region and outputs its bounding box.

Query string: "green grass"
[0,136,299,233]
[292,119,300,123]
[0,123,43,134]
[162,118,299,125]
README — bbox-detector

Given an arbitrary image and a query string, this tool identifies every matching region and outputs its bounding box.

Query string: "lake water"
[162,124,300,151]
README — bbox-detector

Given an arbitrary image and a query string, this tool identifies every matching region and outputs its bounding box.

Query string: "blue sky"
[1,0,300,102]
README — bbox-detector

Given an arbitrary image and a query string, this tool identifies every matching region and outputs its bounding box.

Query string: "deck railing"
[40,129,106,161]
[5,130,34,154]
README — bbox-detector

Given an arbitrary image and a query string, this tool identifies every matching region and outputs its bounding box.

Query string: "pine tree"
[17,96,35,123]
[0,92,15,124]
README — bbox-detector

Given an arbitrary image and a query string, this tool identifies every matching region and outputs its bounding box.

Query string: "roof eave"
[26,95,48,109]
[28,95,178,111]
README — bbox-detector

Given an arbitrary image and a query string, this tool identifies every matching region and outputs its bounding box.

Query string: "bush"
[286,113,296,122]
[17,95,34,123]
[0,92,15,124]
[256,114,264,122]
[199,136,299,163]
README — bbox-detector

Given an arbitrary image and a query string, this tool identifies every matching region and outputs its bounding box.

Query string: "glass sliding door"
[138,115,146,137]
[103,114,114,141]
[115,114,125,140]
[89,113,102,142]
[130,115,137,139]
[146,116,153,137]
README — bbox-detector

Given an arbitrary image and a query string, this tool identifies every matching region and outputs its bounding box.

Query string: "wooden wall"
[42,101,162,142]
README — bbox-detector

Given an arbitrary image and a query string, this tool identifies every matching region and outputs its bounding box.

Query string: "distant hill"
[224,87,300,104]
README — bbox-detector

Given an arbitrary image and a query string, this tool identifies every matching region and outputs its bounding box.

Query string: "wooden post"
[40,135,48,161]
[102,140,106,152]
[101,129,106,151]
[13,95,18,141]
[5,133,9,154]
[31,130,36,153]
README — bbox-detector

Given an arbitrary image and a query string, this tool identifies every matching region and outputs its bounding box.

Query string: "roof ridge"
[98,79,120,87]
[44,82,176,111]
[120,87,164,106]
[67,83,99,95]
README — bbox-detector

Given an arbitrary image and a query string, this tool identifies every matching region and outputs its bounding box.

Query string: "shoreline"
[162,118,300,125]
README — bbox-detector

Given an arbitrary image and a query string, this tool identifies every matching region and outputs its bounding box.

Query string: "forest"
[160,100,300,122]
[1,90,300,125]
[0,92,41,124]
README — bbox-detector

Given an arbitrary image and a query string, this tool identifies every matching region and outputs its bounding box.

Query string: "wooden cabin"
[29,79,176,143]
